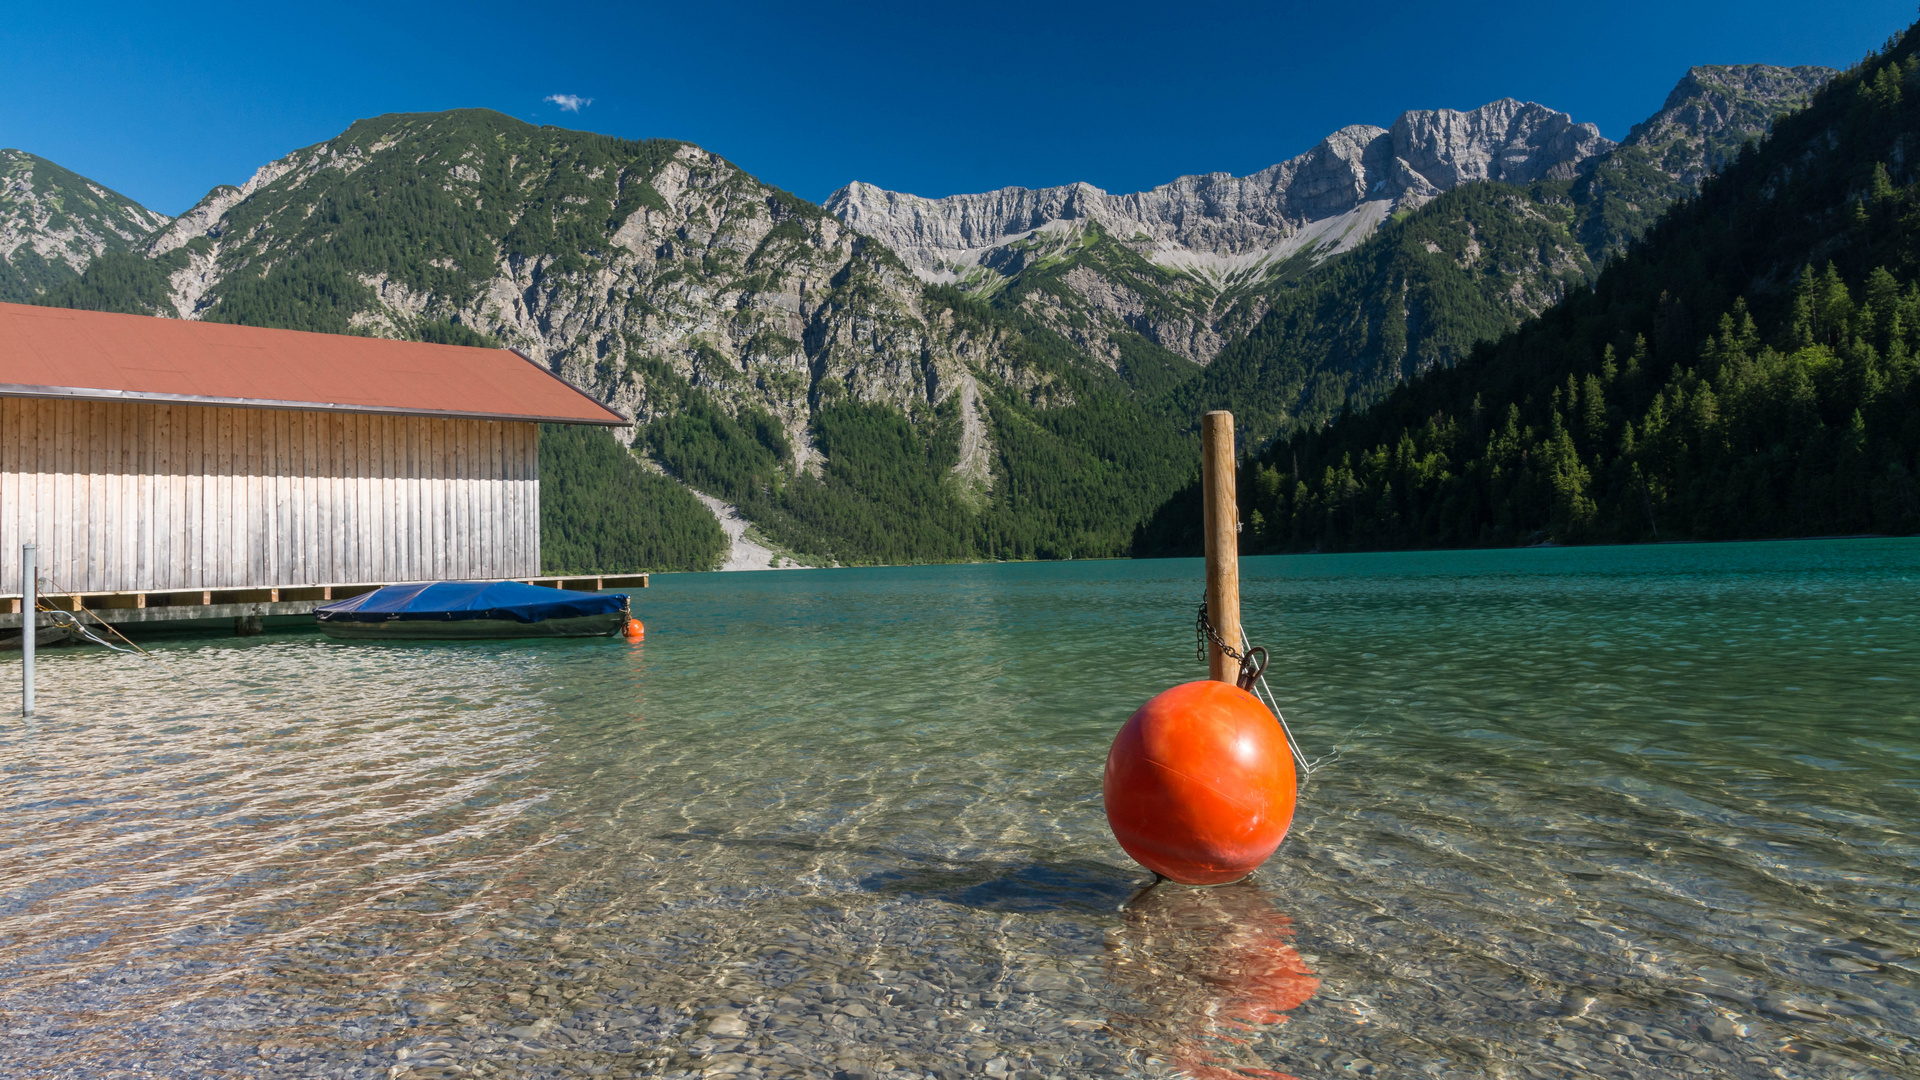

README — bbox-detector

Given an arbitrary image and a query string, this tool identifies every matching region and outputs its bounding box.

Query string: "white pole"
[22,543,36,717]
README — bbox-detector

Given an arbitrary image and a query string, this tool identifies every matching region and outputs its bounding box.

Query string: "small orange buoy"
[1103,680,1296,885]
[623,618,645,641]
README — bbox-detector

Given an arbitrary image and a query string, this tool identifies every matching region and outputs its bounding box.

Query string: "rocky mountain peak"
[56,109,1005,491]
[0,149,170,301]
[1624,64,1837,186]
[1389,98,1615,190]
[827,98,1613,286]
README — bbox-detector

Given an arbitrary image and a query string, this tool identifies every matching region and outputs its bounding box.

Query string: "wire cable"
[1242,630,1312,782]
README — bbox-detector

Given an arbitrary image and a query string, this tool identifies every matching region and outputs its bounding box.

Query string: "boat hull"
[316,611,628,640]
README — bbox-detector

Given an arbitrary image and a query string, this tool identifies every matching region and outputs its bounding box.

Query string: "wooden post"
[1201,411,1242,684]
[21,543,35,717]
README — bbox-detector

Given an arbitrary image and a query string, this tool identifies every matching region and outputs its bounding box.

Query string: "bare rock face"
[0,150,170,301]
[828,99,1613,285]
[827,99,1613,367]
[120,113,1000,494]
[1389,98,1616,190]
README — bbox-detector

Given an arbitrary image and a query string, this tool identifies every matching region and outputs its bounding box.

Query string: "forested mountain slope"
[1167,65,1834,445]
[539,423,727,573]
[37,110,1192,566]
[0,150,169,302]
[23,58,1843,571]
[1572,64,1839,257]
[1138,33,1920,554]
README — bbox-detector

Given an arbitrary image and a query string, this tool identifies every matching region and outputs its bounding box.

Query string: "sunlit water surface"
[0,540,1915,1079]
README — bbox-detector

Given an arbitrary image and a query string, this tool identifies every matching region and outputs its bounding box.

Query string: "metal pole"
[22,543,35,717]
[1201,411,1242,685]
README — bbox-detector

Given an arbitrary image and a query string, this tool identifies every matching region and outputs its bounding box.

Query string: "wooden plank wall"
[0,397,541,594]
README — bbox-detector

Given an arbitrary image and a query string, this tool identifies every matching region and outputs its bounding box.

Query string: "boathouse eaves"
[0,304,627,610]
[0,302,627,426]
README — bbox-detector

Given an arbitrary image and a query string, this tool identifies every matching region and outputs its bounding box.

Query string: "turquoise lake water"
[0,539,1915,1078]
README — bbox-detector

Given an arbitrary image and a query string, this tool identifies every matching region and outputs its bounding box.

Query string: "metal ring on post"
[1235,645,1269,691]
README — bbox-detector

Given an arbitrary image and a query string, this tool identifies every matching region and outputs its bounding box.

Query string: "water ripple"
[0,539,1914,1078]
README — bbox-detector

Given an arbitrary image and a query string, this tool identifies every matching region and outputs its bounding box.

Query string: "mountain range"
[827,98,1614,366]
[12,62,1836,569]
[826,67,1829,377]
[1156,36,1920,553]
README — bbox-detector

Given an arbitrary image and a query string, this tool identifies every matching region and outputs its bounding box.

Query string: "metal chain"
[1195,598,1318,781]
[1194,596,1246,664]
[1196,597,1270,691]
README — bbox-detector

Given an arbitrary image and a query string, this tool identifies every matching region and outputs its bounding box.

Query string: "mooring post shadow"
[1201,410,1242,685]
[21,542,35,717]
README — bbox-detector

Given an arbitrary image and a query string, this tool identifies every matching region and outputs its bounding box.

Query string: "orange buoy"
[623,618,645,641]
[1103,679,1296,885]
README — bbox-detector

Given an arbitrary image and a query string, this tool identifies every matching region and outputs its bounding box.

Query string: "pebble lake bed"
[0,540,1915,1078]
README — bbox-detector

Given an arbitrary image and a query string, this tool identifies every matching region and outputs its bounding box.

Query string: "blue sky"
[4,0,1914,216]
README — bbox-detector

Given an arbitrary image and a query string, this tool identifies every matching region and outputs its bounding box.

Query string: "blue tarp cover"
[314,581,629,624]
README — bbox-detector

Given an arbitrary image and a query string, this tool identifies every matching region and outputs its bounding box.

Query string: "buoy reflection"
[1105,877,1319,1079]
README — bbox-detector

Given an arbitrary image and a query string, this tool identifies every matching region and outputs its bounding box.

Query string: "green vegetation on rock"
[18,57,1857,569]
[949,293,1200,560]
[1168,182,1597,442]
[1137,37,1920,554]
[39,249,188,315]
[539,423,727,573]
[0,149,168,302]
[638,289,1202,563]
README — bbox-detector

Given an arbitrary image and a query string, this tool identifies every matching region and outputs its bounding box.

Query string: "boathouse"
[0,301,640,634]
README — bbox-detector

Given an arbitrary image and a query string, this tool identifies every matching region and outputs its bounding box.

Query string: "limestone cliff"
[123,112,1000,490]
[1569,64,1835,259]
[826,99,1614,368]
[829,100,1613,284]
[828,71,1831,377]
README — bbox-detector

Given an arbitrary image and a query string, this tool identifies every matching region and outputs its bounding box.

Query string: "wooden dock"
[0,574,647,641]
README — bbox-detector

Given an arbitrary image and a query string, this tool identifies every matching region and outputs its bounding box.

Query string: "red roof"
[0,302,626,425]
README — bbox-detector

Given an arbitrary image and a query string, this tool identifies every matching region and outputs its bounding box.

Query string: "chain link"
[1195,596,1246,664]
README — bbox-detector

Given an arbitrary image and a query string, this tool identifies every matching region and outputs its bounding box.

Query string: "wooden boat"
[314,581,631,640]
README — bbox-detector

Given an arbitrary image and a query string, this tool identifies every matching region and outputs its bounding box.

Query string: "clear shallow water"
[0,539,1915,1079]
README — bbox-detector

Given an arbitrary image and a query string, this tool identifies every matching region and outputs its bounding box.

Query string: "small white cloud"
[544,93,592,113]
